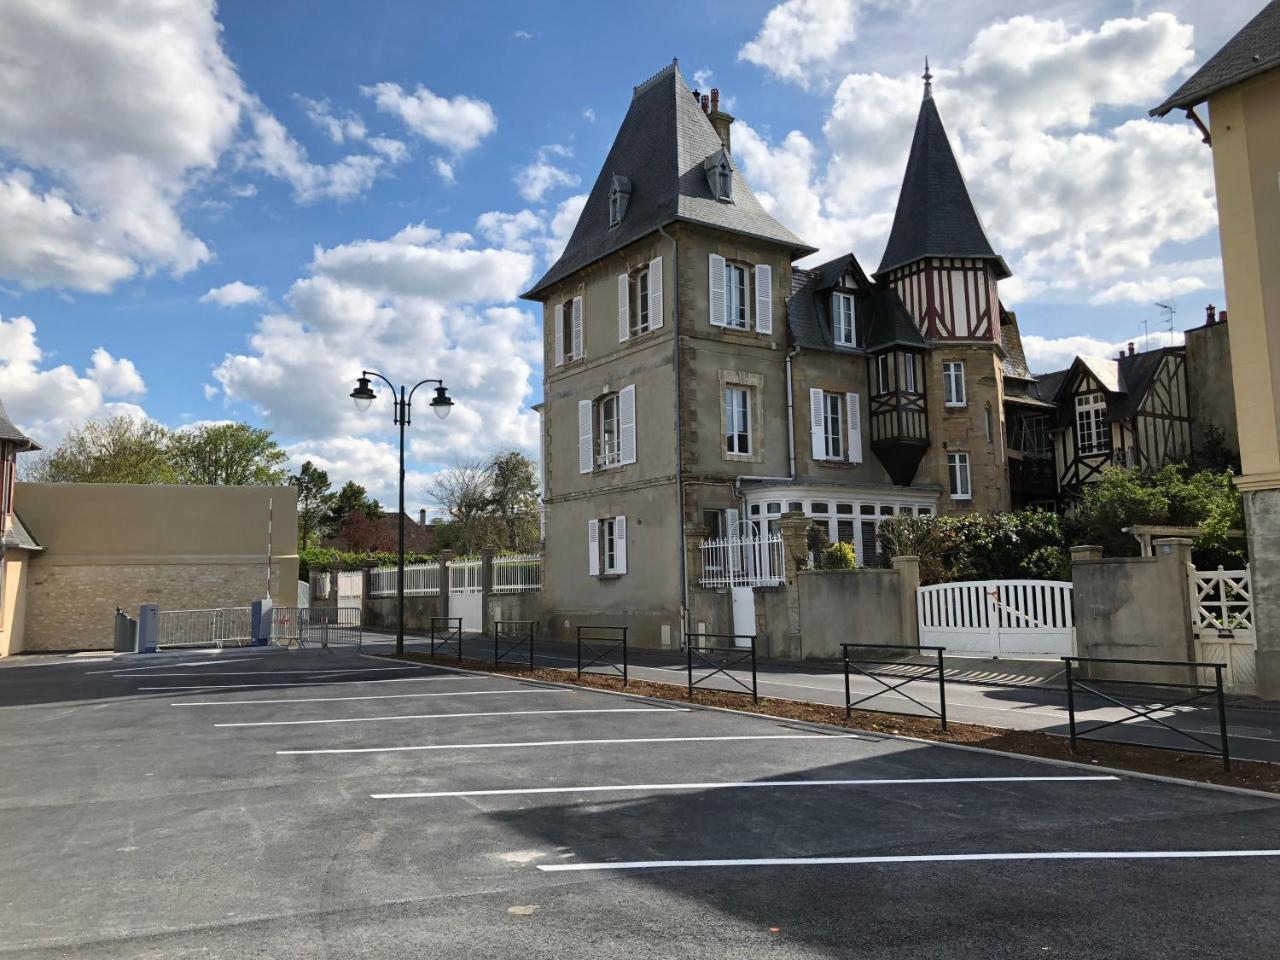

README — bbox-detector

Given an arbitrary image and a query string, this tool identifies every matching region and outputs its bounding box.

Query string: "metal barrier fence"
[271,606,362,650]
[576,625,628,684]
[493,554,543,593]
[429,616,463,660]
[157,607,253,649]
[686,634,757,702]
[1062,655,1232,771]
[494,620,536,669]
[842,643,948,730]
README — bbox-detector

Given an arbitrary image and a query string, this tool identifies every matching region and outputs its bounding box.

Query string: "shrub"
[819,541,857,570]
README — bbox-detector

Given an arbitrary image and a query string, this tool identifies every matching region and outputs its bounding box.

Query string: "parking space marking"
[279,733,868,755]
[372,774,1119,800]
[216,706,690,728]
[174,688,568,707]
[537,849,1280,873]
[109,667,423,678]
[137,676,473,691]
[87,657,261,674]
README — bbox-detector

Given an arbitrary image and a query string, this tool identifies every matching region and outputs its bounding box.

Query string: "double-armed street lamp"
[349,372,453,655]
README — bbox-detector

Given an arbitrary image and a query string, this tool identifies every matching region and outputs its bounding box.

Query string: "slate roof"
[999,309,1033,380]
[2,513,41,552]
[786,256,923,354]
[1033,369,1068,404]
[0,398,39,451]
[1059,347,1182,419]
[523,62,815,300]
[876,84,1010,279]
[1151,1,1280,116]
[866,288,926,350]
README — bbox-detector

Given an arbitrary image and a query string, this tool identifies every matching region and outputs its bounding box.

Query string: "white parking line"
[279,733,867,755]
[537,848,1280,873]
[87,657,260,674]
[113,667,423,678]
[138,676,474,691]
[175,688,567,707]
[372,774,1119,800]
[217,706,690,728]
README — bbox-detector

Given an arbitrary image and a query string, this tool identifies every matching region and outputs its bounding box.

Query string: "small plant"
[820,541,857,570]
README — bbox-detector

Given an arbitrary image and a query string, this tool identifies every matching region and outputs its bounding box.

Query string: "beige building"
[0,400,41,657]
[1152,0,1280,696]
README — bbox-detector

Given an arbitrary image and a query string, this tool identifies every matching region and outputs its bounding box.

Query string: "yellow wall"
[1209,70,1280,490]
[9,484,298,654]
[0,551,30,657]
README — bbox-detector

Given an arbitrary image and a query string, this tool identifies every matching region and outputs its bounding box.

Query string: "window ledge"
[944,402,968,409]
[950,495,973,501]
[596,573,624,581]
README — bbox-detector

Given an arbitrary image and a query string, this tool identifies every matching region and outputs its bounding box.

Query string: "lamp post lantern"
[349,372,453,655]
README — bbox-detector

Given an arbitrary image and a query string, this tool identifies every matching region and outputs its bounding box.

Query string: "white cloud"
[515,144,579,203]
[295,95,367,144]
[433,157,456,184]
[738,0,863,89]
[734,12,1217,307]
[362,82,497,154]
[693,68,714,88]
[514,30,534,40]
[475,193,587,264]
[0,314,149,447]
[213,225,542,472]
[582,108,596,123]
[200,280,266,307]
[1089,259,1221,305]
[1022,330,1184,374]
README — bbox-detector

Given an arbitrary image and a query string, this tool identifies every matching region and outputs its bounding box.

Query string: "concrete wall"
[1071,539,1196,683]
[795,569,906,660]
[13,483,298,653]
[363,595,443,632]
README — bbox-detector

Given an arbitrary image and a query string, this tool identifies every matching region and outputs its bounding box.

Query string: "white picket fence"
[699,533,784,588]
[917,579,1075,659]
[1189,565,1256,694]
[369,564,441,597]
[493,554,542,593]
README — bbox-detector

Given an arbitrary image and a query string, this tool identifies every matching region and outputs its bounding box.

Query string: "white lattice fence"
[1189,565,1256,694]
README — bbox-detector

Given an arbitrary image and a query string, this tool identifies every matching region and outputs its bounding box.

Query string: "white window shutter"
[754,264,772,334]
[809,387,826,461]
[617,274,630,342]
[587,519,599,576]
[578,400,593,475]
[571,296,583,359]
[619,384,637,465]
[709,253,726,327]
[615,515,627,574]
[554,303,565,366]
[846,392,863,464]
[648,256,663,330]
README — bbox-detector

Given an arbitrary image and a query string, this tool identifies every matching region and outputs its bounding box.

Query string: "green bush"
[298,547,437,581]
[819,541,857,570]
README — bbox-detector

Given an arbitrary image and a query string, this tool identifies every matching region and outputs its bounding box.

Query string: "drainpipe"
[733,344,800,509]
[657,223,688,642]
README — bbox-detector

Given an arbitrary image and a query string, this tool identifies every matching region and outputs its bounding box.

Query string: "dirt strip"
[389,651,1280,795]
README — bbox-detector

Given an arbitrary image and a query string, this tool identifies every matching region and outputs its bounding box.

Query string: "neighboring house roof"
[999,310,1033,381]
[1032,369,1068,403]
[1151,1,1280,116]
[875,79,1010,279]
[1060,347,1183,419]
[2,513,42,552]
[522,61,815,300]
[0,398,40,451]
[865,288,927,350]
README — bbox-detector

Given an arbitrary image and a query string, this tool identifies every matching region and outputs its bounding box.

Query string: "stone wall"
[23,559,293,652]
[795,568,907,659]
[363,595,443,633]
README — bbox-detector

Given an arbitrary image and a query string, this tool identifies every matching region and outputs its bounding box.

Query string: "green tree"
[291,460,336,549]
[28,417,175,484]
[325,480,382,531]
[488,450,540,553]
[169,422,289,485]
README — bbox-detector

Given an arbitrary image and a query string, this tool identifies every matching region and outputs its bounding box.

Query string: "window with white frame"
[902,353,918,393]
[597,393,620,467]
[984,402,993,444]
[725,262,749,329]
[588,515,628,576]
[948,452,972,500]
[876,354,891,395]
[724,386,752,456]
[1075,392,1109,455]
[618,257,662,342]
[808,388,862,464]
[823,392,844,460]
[578,386,636,474]
[631,267,651,337]
[554,295,582,365]
[833,292,856,346]
[943,361,966,406]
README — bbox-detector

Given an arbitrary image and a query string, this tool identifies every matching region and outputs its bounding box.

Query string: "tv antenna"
[1152,302,1176,348]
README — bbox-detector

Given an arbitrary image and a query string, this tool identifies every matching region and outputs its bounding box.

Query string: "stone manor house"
[522,61,1238,647]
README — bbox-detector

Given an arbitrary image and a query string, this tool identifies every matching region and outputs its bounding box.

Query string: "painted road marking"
[537,849,1280,873]
[372,775,1119,800]
[137,675,473,691]
[87,657,260,674]
[175,688,568,707]
[279,733,867,755]
[111,667,422,678]
[216,706,690,728]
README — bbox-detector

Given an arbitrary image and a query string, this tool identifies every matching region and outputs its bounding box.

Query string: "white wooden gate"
[1189,565,1256,695]
[337,570,363,609]
[917,579,1075,659]
[449,558,483,633]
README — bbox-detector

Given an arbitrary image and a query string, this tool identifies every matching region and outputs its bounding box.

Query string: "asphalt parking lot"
[3,646,1280,959]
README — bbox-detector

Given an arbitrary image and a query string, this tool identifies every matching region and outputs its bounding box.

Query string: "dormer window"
[608,175,631,227]
[832,293,856,346]
[703,149,732,202]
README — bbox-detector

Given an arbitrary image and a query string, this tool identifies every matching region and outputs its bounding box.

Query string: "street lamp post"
[349,372,453,656]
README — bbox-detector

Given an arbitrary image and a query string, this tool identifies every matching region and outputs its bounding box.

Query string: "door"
[731,586,755,647]
[449,559,483,633]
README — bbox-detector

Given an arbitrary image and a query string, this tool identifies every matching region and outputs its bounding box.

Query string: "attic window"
[703,149,732,202]
[609,175,631,227]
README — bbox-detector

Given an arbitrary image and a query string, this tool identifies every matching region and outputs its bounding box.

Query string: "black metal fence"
[1062,655,1232,771]
[686,634,757,702]
[494,620,536,669]
[576,625,628,684]
[429,616,463,660]
[841,643,947,730]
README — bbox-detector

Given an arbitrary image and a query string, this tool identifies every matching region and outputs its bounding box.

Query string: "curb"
[363,651,1280,803]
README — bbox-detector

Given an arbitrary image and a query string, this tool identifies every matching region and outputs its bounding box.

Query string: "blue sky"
[0,0,1262,511]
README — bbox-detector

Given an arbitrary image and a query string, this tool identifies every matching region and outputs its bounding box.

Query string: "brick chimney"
[1219,309,1228,324]
[1206,303,1217,325]
[1127,341,1135,356]
[418,508,426,526]
[708,87,734,152]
